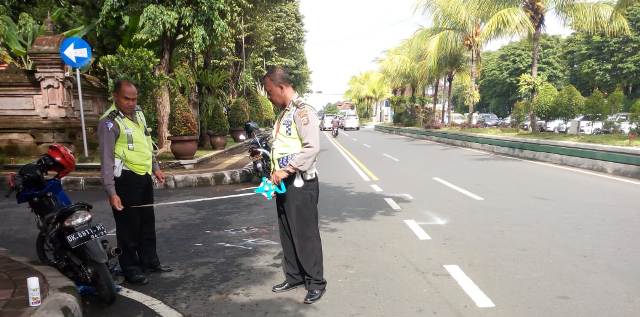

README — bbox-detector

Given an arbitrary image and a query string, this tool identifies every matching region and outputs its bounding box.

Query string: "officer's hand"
[271,170,289,185]
[109,194,124,211]
[154,170,165,184]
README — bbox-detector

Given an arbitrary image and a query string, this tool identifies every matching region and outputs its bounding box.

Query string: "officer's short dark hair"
[262,66,293,87]
[114,80,136,94]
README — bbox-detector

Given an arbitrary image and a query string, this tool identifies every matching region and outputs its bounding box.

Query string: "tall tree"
[418,0,533,122]
[484,0,633,131]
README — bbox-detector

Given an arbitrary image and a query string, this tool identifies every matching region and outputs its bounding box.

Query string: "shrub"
[169,93,198,136]
[259,95,275,126]
[228,97,250,129]
[205,96,229,135]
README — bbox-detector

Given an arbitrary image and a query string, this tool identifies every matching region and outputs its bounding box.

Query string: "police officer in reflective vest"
[98,80,172,285]
[262,67,326,304]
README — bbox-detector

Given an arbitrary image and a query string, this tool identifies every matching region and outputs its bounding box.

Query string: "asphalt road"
[1,125,638,316]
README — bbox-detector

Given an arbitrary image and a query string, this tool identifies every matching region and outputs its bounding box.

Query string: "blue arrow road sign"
[59,37,92,68]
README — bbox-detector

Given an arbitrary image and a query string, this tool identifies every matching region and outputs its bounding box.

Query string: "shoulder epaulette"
[106,110,119,121]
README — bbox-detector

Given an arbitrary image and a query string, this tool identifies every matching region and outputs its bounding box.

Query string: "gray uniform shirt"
[281,96,320,173]
[97,111,159,197]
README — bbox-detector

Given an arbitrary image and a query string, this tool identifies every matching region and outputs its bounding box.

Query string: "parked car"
[545,119,566,133]
[521,119,545,132]
[320,114,336,131]
[478,113,500,127]
[577,115,605,134]
[499,116,512,127]
[610,113,637,134]
[449,113,466,125]
[342,114,360,130]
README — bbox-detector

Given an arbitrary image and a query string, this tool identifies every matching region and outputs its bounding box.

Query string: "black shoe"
[272,281,304,293]
[125,272,148,285]
[303,289,325,304]
[146,264,173,273]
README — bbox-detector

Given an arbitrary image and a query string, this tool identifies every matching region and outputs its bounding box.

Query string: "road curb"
[0,250,82,317]
[376,125,640,180]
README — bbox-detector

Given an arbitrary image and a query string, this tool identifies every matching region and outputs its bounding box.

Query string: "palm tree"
[418,0,533,122]
[345,71,390,120]
[413,27,468,124]
[484,0,633,131]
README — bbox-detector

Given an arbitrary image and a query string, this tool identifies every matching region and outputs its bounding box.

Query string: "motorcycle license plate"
[66,224,107,248]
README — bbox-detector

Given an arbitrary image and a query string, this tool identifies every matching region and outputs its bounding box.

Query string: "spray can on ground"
[27,276,42,307]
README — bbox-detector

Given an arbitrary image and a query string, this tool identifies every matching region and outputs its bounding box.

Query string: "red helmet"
[47,144,76,178]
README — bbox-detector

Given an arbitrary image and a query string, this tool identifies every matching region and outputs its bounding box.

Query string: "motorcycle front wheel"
[90,260,116,305]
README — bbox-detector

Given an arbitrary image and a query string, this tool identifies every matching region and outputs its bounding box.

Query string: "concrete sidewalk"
[1,141,258,192]
[0,248,81,317]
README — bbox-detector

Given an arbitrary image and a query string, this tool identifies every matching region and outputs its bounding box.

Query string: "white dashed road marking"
[433,177,484,201]
[236,186,258,191]
[383,153,400,162]
[403,220,431,240]
[370,184,383,192]
[384,198,401,210]
[363,144,371,148]
[342,131,350,137]
[444,265,495,308]
[119,287,184,317]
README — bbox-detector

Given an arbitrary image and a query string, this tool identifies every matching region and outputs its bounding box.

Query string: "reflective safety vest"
[101,104,153,175]
[271,105,303,170]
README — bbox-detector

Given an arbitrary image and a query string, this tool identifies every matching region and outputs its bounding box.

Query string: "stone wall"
[0,21,108,156]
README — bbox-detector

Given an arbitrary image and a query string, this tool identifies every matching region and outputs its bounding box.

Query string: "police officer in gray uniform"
[98,80,172,285]
[262,67,326,304]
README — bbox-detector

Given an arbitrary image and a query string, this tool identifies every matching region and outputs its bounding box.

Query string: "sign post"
[59,37,92,158]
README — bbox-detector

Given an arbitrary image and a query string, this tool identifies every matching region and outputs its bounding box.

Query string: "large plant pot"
[230,128,247,142]
[209,134,227,150]
[168,136,198,160]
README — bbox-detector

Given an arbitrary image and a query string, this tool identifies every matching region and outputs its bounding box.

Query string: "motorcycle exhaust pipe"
[107,247,122,259]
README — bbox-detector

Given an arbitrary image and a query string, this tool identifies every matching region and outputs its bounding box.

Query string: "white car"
[320,115,336,131]
[611,113,638,134]
[545,119,566,133]
[449,113,466,125]
[578,116,604,134]
[342,115,360,130]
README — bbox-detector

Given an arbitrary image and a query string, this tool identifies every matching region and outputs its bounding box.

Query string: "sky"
[299,0,572,109]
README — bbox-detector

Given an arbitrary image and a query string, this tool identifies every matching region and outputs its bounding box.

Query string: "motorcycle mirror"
[244,121,260,136]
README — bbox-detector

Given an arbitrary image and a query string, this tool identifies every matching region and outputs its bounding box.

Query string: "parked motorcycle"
[6,144,118,304]
[244,121,272,178]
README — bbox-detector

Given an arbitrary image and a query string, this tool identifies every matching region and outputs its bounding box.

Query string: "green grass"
[438,127,640,147]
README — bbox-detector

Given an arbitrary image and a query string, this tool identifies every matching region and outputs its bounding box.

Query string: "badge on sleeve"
[297,108,309,125]
[105,121,114,131]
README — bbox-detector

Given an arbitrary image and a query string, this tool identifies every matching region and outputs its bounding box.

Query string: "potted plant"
[168,93,199,160]
[228,97,250,142]
[206,98,229,150]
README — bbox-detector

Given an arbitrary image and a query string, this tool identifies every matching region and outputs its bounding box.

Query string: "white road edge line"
[383,153,400,162]
[119,287,184,317]
[370,184,383,192]
[324,132,371,181]
[433,177,484,201]
[403,220,431,240]
[462,144,640,186]
[363,144,371,148]
[444,265,495,308]
[384,198,401,210]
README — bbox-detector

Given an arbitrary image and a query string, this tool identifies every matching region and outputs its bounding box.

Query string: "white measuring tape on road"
[131,193,255,208]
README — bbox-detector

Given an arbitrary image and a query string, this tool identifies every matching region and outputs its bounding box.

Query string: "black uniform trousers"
[113,170,160,275]
[275,175,326,291]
